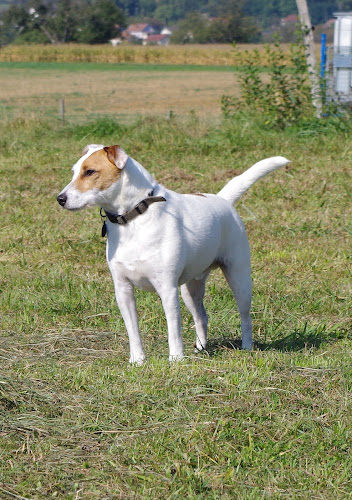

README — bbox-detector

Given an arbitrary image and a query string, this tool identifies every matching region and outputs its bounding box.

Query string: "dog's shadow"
[205,325,349,355]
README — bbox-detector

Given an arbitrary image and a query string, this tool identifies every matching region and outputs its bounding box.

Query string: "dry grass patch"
[0,65,240,121]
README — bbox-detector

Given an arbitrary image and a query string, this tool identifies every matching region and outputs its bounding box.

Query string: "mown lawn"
[0,106,351,498]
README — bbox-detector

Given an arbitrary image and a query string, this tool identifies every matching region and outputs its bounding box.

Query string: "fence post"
[296,0,322,118]
[59,98,65,123]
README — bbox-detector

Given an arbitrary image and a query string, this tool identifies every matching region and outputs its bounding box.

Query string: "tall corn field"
[0,43,297,66]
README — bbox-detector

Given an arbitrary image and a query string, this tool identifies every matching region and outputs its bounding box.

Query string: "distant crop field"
[0,62,241,122]
[0,42,294,66]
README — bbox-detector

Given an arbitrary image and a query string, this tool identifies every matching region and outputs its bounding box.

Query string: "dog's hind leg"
[221,264,253,350]
[181,277,208,352]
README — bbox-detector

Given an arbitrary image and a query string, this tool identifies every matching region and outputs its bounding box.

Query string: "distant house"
[161,27,173,36]
[122,24,155,42]
[143,34,170,46]
[281,14,299,26]
[110,38,122,46]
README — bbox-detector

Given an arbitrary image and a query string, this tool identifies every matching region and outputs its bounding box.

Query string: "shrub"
[222,36,316,129]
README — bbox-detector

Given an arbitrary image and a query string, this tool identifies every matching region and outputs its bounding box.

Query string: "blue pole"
[320,33,327,112]
[321,33,326,78]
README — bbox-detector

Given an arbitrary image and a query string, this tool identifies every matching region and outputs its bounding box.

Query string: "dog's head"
[57,144,128,211]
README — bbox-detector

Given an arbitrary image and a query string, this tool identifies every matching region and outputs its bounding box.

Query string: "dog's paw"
[241,341,253,351]
[129,355,146,366]
[194,342,207,353]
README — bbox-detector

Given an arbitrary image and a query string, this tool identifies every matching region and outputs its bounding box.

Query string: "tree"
[153,4,174,25]
[0,0,126,45]
[52,0,81,43]
[171,13,209,43]
[242,0,348,27]
[0,5,32,45]
[171,0,258,44]
[222,0,259,43]
[139,0,157,17]
[116,0,140,17]
[75,0,125,44]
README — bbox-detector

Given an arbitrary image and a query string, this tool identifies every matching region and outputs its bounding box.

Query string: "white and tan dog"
[57,145,289,363]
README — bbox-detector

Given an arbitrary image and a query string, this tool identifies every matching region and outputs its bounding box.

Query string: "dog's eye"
[84,169,96,177]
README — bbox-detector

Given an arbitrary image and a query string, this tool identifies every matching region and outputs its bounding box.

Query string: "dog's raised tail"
[217,156,290,206]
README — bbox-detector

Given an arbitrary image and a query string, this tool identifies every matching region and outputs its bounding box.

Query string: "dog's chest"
[109,253,157,291]
[116,260,156,291]
[106,227,161,291]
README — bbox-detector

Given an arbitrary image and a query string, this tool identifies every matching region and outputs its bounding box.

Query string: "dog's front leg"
[114,280,145,365]
[158,285,184,361]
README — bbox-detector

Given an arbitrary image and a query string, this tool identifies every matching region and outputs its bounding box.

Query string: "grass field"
[0,62,239,123]
[0,59,352,498]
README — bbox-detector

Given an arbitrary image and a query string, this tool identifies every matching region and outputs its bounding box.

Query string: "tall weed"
[222,36,316,128]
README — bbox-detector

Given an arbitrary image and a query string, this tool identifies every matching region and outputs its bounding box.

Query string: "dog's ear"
[81,145,90,157]
[104,145,128,170]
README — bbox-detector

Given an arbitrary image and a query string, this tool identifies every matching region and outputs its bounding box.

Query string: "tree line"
[0,0,125,45]
[1,0,352,46]
[107,0,352,27]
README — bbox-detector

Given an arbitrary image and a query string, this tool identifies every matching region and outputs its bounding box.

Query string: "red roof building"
[122,24,155,41]
[143,34,170,46]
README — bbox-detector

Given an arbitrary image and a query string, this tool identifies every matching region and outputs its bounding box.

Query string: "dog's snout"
[57,192,67,207]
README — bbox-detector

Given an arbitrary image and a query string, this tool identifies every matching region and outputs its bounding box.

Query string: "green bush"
[223,36,315,129]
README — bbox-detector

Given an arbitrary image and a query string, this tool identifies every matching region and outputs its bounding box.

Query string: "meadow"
[0,51,351,498]
[0,62,238,123]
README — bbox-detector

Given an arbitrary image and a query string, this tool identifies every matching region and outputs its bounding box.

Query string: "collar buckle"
[134,199,149,215]
[115,214,128,225]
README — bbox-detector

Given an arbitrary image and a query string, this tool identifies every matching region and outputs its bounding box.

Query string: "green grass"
[0,111,351,498]
[0,61,236,72]
[0,61,293,75]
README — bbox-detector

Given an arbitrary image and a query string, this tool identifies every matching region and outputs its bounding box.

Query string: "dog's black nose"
[57,193,67,207]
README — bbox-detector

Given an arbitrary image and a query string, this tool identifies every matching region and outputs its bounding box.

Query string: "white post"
[296,0,322,117]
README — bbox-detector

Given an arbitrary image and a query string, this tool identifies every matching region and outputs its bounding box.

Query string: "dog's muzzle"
[57,193,67,207]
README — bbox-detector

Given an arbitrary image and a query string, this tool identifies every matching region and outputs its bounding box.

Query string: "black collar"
[100,192,166,236]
